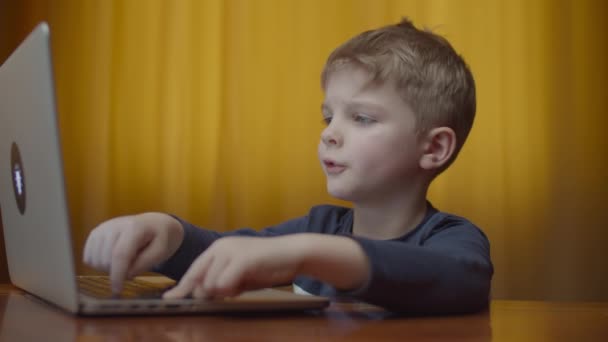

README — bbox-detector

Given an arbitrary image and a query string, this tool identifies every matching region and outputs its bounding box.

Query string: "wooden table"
[1,283,607,341]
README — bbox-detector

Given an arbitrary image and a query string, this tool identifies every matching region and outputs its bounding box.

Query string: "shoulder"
[434,211,487,236]
[305,204,353,234]
[257,204,353,235]
[413,209,489,247]
[308,204,351,217]
[429,211,479,230]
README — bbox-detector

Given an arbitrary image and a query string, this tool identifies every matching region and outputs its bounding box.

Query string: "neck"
[352,183,429,240]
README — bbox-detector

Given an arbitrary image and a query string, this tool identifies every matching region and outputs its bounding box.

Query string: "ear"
[419,127,457,171]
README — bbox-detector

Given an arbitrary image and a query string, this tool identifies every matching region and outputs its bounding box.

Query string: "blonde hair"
[321,18,476,169]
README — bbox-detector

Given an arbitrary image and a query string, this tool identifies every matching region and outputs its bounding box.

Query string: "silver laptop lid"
[0,22,79,313]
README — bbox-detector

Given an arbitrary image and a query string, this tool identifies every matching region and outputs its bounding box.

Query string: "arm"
[347,220,493,314]
[83,212,308,291]
[163,233,370,299]
[163,208,492,315]
[163,223,491,316]
[82,212,185,293]
[82,206,343,292]
[153,214,312,281]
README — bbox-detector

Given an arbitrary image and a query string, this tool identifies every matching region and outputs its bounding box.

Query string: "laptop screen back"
[0,22,79,313]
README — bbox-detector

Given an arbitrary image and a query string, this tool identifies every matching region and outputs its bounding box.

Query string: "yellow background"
[1,0,607,301]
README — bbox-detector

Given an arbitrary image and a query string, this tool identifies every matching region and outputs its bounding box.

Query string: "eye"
[322,115,333,125]
[353,114,375,125]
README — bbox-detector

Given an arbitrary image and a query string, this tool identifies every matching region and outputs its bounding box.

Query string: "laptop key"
[78,276,171,299]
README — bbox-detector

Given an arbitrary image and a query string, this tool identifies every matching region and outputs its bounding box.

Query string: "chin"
[326,185,357,201]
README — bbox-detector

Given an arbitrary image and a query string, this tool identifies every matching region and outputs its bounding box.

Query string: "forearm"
[153,214,310,280]
[290,232,491,314]
[152,218,222,280]
[292,234,371,291]
[350,237,492,314]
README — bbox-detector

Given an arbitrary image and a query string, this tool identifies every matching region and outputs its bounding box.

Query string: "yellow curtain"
[1,0,607,301]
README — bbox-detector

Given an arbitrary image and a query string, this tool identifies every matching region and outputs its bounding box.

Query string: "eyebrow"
[321,101,387,115]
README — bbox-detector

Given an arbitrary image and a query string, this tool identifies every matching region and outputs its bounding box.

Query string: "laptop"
[0,22,329,315]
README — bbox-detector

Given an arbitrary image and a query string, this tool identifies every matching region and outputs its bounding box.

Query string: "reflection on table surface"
[1,284,607,341]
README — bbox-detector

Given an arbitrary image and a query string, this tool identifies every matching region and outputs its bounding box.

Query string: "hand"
[163,234,371,299]
[82,212,184,293]
[163,235,304,299]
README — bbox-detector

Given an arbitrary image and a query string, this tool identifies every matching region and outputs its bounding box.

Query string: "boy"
[83,18,493,314]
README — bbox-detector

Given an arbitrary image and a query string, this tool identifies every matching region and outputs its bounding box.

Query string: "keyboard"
[77,276,171,299]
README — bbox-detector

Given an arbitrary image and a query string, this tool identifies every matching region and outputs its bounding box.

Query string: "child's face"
[318,66,424,203]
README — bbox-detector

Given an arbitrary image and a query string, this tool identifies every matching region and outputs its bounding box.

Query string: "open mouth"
[323,160,346,174]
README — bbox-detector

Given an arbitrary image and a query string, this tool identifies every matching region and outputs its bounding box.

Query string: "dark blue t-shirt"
[154,203,493,314]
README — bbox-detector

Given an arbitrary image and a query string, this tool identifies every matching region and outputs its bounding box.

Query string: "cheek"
[353,135,417,174]
[317,140,325,161]
[352,139,394,168]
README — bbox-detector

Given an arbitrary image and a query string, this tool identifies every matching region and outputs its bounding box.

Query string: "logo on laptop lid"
[11,142,26,215]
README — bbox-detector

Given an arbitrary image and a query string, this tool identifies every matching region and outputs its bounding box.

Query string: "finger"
[83,228,103,268]
[82,230,95,266]
[210,261,248,297]
[192,255,230,298]
[110,228,151,293]
[86,230,106,270]
[126,234,167,279]
[163,254,212,299]
[82,230,93,265]
[101,231,120,271]
[201,254,230,293]
[95,233,108,270]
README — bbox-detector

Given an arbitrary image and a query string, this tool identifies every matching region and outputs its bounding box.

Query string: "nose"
[321,121,343,147]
